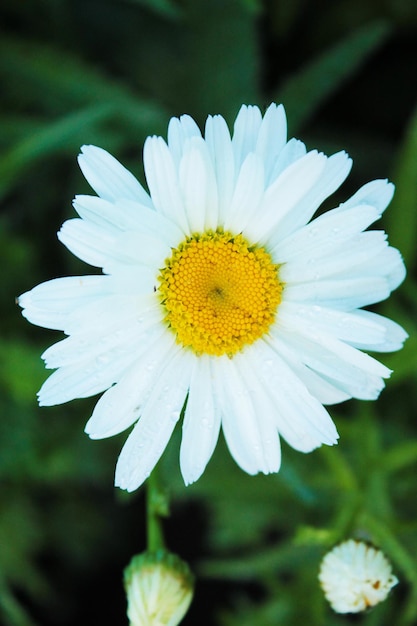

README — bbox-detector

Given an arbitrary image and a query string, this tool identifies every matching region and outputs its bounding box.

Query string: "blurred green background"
[1,1,417,625]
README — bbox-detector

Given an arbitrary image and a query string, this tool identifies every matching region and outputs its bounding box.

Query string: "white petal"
[351,310,408,352]
[58,218,117,269]
[58,219,168,274]
[255,103,287,186]
[251,340,339,452]
[114,347,193,492]
[283,276,391,310]
[266,330,350,405]
[39,311,166,405]
[272,203,381,262]
[338,179,394,215]
[62,292,159,335]
[73,195,139,231]
[223,152,265,233]
[167,114,202,166]
[179,137,218,232]
[280,231,389,284]
[180,356,222,485]
[204,114,235,225]
[78,145,151,206]
[364,245,406,292]
[18,276,112,330]
[143,136,189,233]
[267,151,352,246]
[73,195,183,247]
[38,339,136,406]
[112,230,170,269]
[279,313,392,379]
[233,351,282,471]
[85,331,176,439]
[214,356,280,475]
[41,301,160,369]
[232,105,263,171]
[244,150,327,244]
[269,137,307,182]
[276,302,389,349]
[273,323,388,400]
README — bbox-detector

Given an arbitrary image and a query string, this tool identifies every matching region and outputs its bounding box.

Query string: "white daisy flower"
[19,103,407,491]
[319,539,398,613]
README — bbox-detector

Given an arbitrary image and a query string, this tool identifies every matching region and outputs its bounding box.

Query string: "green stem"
[146,466,169,552]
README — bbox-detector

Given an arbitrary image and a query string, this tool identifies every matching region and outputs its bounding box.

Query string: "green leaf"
[0,339,46,407]
[122,0,183,18]
[385,100,417,271]
[0,38,98,112]
[384,441,417,473]
[0,105,115,199]
[178,0,259,117]
[0,578,38,626]
[0,36,169,127]
[275,20,392,132]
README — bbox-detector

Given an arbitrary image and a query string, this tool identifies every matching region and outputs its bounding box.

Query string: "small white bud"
[124,550,194,626]
[319,539,398,613]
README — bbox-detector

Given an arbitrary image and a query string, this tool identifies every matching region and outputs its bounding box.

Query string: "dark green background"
[1,1,417,625]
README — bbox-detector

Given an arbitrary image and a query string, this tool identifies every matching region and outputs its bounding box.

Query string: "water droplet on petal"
[96,354,111,366]
[170,410,181,422]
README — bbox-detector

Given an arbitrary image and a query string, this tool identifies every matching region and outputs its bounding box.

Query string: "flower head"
[124,550,194,626]
[319,539,398,613]
[19,103,407,491]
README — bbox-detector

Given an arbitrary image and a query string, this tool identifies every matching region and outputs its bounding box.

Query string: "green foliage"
[1,0,417,625]
[386,102,417,271]
[275,20,392,132]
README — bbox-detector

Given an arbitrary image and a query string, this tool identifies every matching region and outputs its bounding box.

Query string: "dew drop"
[338,316,349,328]
[96,354,111,366]
[170,410,181,422]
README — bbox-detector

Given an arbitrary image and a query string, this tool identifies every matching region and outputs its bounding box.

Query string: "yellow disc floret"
[157,230,283,357]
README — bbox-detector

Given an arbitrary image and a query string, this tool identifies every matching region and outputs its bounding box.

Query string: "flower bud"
[124,550,194,626]
[319,539,398,613]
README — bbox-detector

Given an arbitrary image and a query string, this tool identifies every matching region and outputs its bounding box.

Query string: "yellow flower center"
[157,230,283,356]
